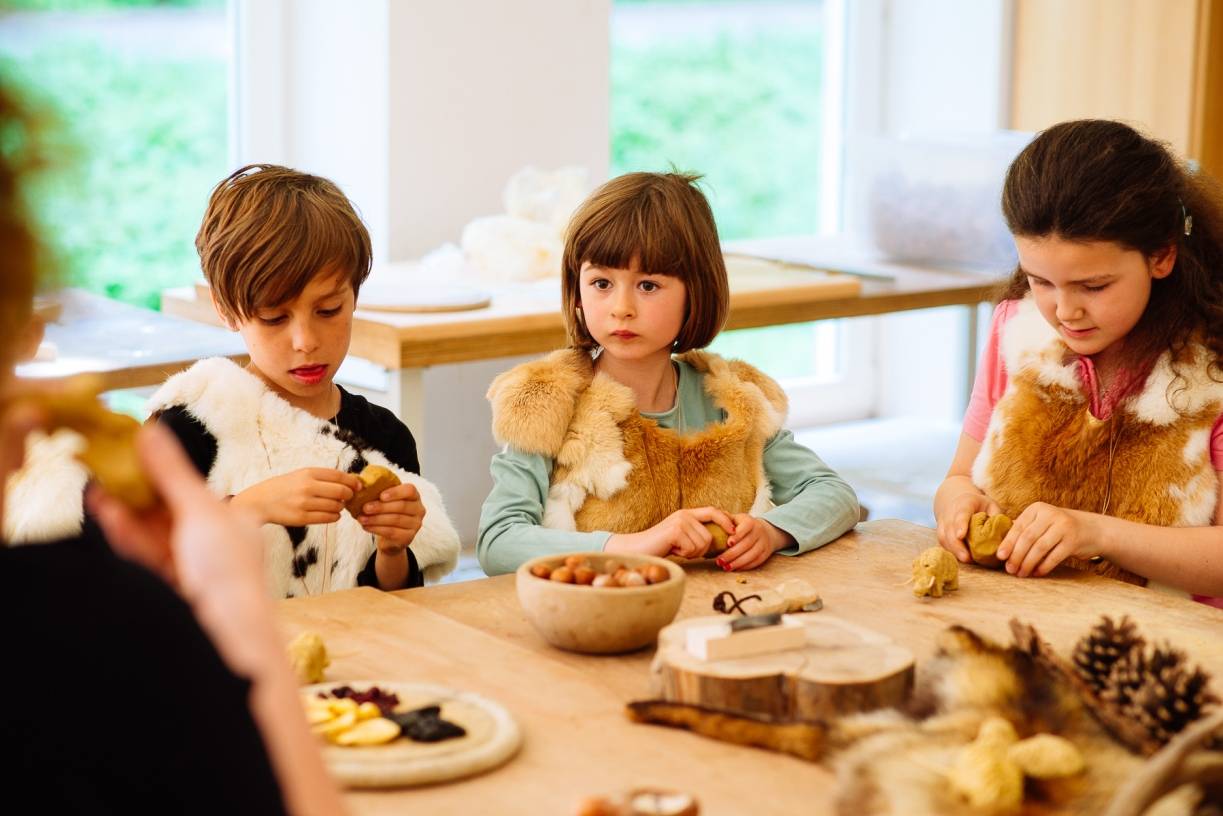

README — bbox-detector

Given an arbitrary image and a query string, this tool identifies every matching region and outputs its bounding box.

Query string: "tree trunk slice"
[650,615,915,721]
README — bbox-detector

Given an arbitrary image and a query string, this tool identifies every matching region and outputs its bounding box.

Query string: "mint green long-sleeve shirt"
[477,359,860,576]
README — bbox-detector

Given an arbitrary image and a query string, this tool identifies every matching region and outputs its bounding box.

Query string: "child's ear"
[1150,244,1177,279]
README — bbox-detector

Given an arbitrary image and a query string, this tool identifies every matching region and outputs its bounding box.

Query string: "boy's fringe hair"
[999,120,1223,389]
[196,164,372,321]
[561,171,729,353]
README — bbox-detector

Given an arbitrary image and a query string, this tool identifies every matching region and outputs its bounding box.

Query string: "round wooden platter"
[650,614,915,722]
[304,681,522,789]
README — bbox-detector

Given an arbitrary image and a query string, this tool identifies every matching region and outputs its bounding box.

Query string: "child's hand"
[605,507,735,559]
[358,482,425,548]
[233,468,360,527]
[997,502,1103,577]
[714,513,792,571]
[936,491,1002,563]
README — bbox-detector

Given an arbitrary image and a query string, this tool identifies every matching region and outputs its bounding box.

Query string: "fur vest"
[972,298,1223,585]
[487,349,788,533]
[4,359,460,597]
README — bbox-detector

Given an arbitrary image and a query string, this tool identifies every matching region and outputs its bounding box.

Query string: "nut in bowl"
[516,552,685,654]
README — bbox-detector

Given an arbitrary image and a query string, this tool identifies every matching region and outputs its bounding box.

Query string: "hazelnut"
[574,566,597,585]
[529,564,552,580]
[612,568,629,585]
[592,574,615,588]
[644,564,670,584]
[564,555,588,570]
[550,566,575,583]
[634,565,651,577]
[619,571,647,587]
[603,559,623,575]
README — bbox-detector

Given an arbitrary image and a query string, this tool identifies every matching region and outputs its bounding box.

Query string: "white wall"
[385,1,610,259]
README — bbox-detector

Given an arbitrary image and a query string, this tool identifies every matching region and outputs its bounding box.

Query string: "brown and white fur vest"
[487,349,788,533]
[972,297,1223,585]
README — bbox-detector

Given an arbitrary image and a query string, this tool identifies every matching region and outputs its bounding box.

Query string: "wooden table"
[163,248,1000,428]
[16,289,247,391]
[276,520,1222,814]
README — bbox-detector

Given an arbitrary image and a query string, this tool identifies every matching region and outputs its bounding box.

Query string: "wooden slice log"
[650,615,915,722]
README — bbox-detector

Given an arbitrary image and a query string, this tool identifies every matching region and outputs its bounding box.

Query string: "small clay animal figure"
[912,547,959,598]
[968,512,1013,568]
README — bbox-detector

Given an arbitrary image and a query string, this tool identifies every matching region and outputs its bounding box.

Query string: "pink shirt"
[964,301,1223,609]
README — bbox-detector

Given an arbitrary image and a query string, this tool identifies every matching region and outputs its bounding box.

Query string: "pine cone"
[1100,646,1148,708]
[1073,615,1145,693]
[1127,647,1219,746]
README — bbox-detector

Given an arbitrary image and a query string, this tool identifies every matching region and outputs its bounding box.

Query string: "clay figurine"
[912,547,959,598]
[968,512,1013,568]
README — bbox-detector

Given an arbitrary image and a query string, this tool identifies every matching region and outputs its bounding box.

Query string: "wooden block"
[684,616,807,661]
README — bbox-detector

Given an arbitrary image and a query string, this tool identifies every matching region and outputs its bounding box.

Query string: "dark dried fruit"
[390,705,467,743]
[323,685,401,718]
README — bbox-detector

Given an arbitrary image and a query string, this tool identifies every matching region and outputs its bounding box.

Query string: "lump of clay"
[1006,733,1085,779]
[287,630,329,684]
[774,578,823,612]
[968,512,1013,568]
[702,521,730,558]
[912,547,959,598]
[951,717,1023,812]
[345,464,401,517]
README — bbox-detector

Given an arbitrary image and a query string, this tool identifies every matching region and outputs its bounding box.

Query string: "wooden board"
[304,680,521,789]
[650,614,914,722]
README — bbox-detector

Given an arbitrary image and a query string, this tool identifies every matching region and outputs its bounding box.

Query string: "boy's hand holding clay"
[356,480,425,548]
[231,467,361,527]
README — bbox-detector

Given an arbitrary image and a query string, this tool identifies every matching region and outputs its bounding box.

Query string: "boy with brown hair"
[7,165,461,595]
[150,164,459,594]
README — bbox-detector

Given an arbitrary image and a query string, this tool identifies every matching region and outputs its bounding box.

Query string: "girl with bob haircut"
[478,171,859,575]
[934,119,1223,604]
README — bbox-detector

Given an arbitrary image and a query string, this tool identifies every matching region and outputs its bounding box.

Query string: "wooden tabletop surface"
[16,289,247,391]
[166,255,1000,370]
[276,519,1222,814]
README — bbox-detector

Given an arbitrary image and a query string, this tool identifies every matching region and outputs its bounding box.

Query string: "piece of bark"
[626,699,826,762]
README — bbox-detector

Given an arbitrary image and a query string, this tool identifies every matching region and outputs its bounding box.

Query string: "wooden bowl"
[515,552,686,654]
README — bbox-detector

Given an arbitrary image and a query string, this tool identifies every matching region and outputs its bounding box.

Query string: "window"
[610,0,867,424]
[0,0,230,309]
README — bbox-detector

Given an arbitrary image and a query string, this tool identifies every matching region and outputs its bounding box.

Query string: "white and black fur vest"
[4,358,460,597]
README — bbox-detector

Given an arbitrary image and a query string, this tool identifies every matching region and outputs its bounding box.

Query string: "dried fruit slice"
[315,710,358,739]
[333,717,402,747]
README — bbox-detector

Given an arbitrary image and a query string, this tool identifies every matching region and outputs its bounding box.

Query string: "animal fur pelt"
[487,348,788,533]
[974,297,1223,586]
[827,625,1214,816]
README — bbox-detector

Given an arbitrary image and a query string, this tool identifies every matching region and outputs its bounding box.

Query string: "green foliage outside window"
[0,12,226,309]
